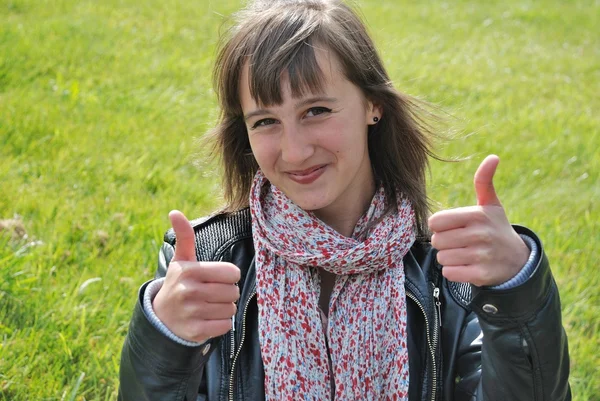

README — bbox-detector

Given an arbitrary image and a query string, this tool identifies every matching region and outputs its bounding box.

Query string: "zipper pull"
[231,285,238,334]
[230,314,236,360]
[433,287,442,327]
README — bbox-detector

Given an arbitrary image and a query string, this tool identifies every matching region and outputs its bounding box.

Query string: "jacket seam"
[212,234,252,401]
[520,325,541,400]
[520,283,558,401]
[212,233,253,261]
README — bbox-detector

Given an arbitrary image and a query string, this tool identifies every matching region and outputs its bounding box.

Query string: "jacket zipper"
[407,287,441,401]
[433,287,442,328]
[228,287,257,401]
[228,286,440,401]
[230,315,236,360]
[230,281,239,360]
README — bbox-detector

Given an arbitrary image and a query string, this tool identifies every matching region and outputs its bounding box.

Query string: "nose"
[280,123,314,165]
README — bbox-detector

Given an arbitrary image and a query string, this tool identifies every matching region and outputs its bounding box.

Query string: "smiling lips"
[286,164,327,184]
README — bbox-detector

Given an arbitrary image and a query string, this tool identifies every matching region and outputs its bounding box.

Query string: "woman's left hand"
[428,155,531,287]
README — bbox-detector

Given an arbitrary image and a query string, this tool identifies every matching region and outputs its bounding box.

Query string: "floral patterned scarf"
[250,170,415,400]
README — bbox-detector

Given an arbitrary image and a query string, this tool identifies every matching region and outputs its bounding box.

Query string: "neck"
[313,172,376,238]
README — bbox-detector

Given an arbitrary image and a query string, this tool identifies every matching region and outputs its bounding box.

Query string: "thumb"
[169,210,197,261]
[474,155,502,206]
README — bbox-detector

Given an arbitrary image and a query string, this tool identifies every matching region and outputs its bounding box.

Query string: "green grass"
[0,0,598,399]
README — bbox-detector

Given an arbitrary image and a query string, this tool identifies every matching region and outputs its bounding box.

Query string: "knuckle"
[220,319,233,334]
[187,321,208,340]
[472,248,490,264]
[223,285,240,302]
[190,298,212,316]
[180,301,201,319]
[179,285,202,302]
[472,249,482,264]
[427,214,437,230]
[476,228,493,244]
[472,208,488,224]
[166,261,184,277]
[170,283,188,301]
[180,261,201,275]
[482,248,492,263]
[205,320,231,338]
[228,265,241,282]
[436,250,445,265]
[166,260,177,270]
[442,266,459,282]
[216,284,238,302]
[474,267,491,286]
[428,212,446,231]
[469,270,482,286]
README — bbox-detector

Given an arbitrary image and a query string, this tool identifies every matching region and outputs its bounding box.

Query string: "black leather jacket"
[119,209,571,401]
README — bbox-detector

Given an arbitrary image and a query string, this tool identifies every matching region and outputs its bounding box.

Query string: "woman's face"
[240,48,381,225]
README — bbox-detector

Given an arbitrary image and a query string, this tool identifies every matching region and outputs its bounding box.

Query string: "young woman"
[119,1,571,400]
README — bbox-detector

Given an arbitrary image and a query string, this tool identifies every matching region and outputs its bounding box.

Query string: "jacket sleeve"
[118,242,217,401]
[454,226,571,400]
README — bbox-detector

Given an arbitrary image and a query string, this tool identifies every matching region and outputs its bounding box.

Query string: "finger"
[431,229,466,250]
[436,248,474,266]
[199,283,240,303]
[169,210,197,262]
[474,155,502,207]
[184,319,233,343]
[178,261,242,284]
[436,248,491,267]
[202,319,234,338]
[177,281,240,303]
[428,206,486,233]
[441,265,494,287]
[440,265,473,284]
[184,302,237,320]
[431,226,493,250]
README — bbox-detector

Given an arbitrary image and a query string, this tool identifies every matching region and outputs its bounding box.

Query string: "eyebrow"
[243,96,338,121]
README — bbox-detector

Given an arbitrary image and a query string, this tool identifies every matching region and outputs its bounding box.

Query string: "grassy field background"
[1,0,598,399]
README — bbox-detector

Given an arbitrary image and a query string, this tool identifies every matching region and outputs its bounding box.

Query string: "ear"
[366,100,383,125]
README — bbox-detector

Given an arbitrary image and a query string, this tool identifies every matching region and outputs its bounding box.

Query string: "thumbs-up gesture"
[428,155,530,287]
[153,210,241,343]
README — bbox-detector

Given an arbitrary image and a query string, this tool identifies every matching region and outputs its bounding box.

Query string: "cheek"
[248,135,277,170]
[316,117,368,154]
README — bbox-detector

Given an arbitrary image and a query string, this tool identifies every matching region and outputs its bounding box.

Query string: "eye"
[305,107,332,117]
[251,118,278,129]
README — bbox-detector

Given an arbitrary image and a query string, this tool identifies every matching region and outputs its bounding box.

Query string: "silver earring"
[373,116,379,123]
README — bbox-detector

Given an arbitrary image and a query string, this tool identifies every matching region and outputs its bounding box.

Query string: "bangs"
[245,18,328,106]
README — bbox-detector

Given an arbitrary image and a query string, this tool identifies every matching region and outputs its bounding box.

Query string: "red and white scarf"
[250,170,415,400]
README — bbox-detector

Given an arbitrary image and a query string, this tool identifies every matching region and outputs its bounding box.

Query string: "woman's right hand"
[152,210,241,343]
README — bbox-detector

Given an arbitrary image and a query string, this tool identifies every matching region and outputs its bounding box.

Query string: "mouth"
[286,164,327,184]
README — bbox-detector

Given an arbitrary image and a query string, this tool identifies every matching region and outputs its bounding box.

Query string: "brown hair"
[210,0,438,236]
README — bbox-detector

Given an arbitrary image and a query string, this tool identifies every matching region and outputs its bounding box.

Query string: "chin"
[273,178,335,212]
[288,194,332,212]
